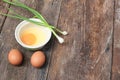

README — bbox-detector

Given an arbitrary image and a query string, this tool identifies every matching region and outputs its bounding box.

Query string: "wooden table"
[0,0,120,80]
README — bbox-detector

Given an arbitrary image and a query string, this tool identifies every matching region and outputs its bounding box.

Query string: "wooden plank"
[112,0,120,80]
[47,0,114,80]
[0,0,10,32]
[0,0,62,80]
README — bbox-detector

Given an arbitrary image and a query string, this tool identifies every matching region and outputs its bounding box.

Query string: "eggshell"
[31,51,45,68]
[8,49,23,66]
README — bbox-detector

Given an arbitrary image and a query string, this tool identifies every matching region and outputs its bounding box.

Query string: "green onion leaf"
[1,0,68,43]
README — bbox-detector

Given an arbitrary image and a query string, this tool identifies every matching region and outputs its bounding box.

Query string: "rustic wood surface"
[112,0,120,80]
[0,0,119,80]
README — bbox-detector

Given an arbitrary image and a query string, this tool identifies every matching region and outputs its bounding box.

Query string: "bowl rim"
[15,18,52,49]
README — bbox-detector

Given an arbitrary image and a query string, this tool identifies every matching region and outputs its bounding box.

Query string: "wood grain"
[112,0,120,80]
[47,0,114,80]
[0,0,62,80]
[0,0,118,80]
[0,0,10,32]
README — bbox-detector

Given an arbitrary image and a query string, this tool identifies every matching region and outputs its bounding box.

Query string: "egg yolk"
[21,33,36,45]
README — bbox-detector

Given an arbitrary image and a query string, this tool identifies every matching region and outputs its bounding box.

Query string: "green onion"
[1,0,68,43]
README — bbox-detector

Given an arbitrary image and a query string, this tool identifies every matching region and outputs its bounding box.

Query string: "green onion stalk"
[0,0,68,44]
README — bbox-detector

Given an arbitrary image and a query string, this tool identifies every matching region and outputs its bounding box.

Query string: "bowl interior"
[15,18,52,49]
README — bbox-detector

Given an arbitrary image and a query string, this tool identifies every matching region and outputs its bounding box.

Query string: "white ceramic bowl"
[15,18,52,50]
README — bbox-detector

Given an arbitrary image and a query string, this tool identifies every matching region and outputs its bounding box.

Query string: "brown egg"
[31,51,45,68]
[8,49,23,66]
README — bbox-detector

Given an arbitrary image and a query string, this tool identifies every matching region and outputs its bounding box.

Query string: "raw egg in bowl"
[15,18,52,50]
